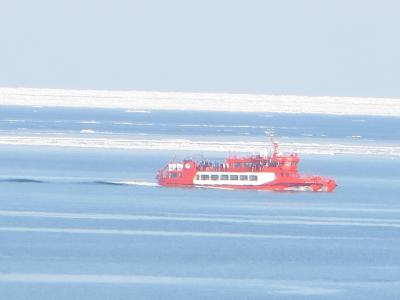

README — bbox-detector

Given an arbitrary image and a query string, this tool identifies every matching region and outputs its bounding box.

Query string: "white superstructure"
[193,172,276,186]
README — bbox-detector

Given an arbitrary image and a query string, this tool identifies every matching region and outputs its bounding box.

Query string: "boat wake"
[92,180,158,187]
[111,180,158,186]
[0,178,45,184]
[0,178,158,187]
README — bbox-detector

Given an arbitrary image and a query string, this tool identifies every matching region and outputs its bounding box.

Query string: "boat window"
[200,174,209,180]
[169,172,178,178]
[249,175,258,181]
[220,174,229,180]
[234,163,241,168]
[211,175,219,180]
[240,175,248,181]
[195,175,199,180]
[230,175,239,180]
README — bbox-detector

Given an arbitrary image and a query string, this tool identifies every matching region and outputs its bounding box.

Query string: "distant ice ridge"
[80,129,96,134]
[1,135,399,157]
[79,120,99,124]
[1,87,400,116]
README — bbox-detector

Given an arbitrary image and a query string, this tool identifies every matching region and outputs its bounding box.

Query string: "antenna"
[264,130,275,141]
[264,130,279,157]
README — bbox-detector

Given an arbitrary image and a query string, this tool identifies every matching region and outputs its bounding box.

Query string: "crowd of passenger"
[196,160,280,171]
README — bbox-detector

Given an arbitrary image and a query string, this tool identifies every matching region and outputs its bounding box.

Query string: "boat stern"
[310,177,337,192]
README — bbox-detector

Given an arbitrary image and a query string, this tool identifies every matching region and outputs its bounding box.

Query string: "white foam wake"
[1,135,399,156]
[112,180,158,186]
[1,87,400,116]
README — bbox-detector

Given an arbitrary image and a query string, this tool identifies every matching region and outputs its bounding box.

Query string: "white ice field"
[1,87,400,116]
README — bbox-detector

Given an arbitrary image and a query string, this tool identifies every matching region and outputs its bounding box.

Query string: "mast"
[265,131,279,158]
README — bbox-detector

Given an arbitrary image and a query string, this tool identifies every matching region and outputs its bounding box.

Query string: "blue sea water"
[0,106,400,299]
[2,105,400,142]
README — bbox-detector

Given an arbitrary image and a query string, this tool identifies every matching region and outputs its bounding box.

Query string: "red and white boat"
[157,141,337,192]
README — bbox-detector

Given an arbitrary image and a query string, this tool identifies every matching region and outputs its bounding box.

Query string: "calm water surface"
[0,107,399,299]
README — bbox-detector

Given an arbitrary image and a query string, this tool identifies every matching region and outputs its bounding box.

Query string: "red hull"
[157,142,337,192]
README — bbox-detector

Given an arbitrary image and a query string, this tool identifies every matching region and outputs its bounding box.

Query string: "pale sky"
[0,0,399,97]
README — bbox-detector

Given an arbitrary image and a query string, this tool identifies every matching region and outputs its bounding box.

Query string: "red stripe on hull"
[159,179,337,192]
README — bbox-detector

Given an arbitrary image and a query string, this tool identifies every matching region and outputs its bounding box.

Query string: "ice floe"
[80,129,96,134]
[1,87,400,116]
[0,135,399,157]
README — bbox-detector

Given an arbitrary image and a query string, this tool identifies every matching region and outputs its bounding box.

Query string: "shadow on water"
[0,178,45,184]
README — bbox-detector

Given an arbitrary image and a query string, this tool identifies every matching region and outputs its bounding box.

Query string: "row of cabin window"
[196,174,258,181]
